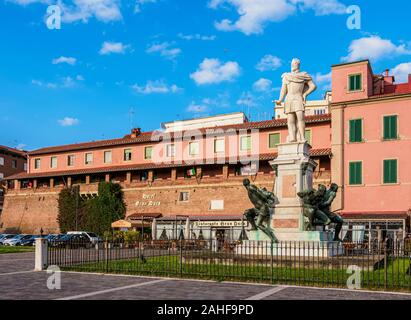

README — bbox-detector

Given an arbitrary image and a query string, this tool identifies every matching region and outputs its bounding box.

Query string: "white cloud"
[58,0,122,24]
[58,117,79,126]
[7,0,50,5]
[391,62,411,83]
[177,33,216,41]
[187,102,209,114]
[314,71,332,90]
[237,91,257,107]
[131,80,182,94]
[15,143,27,150]
[99,41,129,55]
[253,78,272,92]
[209,0,346,35]
[342,36,411,62]
[146,42,181,60]
[31,79,58,89]
[256,55,282,71]
[52,56,77,65]
[32,75,84,89]
[134,0,157,13]
[190,58,241,85]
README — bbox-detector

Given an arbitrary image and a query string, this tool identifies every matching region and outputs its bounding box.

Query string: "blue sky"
[1,0,411,150]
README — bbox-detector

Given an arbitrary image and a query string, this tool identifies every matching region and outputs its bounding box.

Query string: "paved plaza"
[1,252,411,300]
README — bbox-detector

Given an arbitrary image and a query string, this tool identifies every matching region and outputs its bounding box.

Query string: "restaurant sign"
[193,221,248,228]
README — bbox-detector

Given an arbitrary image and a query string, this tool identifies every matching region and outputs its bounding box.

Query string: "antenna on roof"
[128,106,135,130]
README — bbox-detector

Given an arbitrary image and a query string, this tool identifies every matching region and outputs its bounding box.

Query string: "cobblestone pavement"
[1,252,411,300]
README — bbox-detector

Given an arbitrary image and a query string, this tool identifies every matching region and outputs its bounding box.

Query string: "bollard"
[35,238,48,271]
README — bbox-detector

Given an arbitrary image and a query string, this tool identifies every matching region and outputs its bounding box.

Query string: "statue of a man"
[243,178,278,242]
[319,183,344,242]
[275,58,317,143]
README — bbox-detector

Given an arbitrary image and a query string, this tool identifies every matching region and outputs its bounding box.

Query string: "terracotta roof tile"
[0,145,27,157]
[6,148,331,180]
[28,114,331,156]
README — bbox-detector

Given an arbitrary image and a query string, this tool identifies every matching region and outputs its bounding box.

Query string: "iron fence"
[47,238,411,291]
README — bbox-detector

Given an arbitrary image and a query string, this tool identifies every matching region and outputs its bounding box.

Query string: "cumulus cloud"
[177,33,216,41]
[99,41,129,55]
[146,42,181,60]
[342,36,411,62]
[190,58,241,85]
[52,56,77,65]
[256,55,282,71]
[391,62,411,83]
[57,0,122,24]
[58,117,79,126]
[208,0,346,35]
[237,91,257,107]
[253,78,273,92]
[131,80,182,94]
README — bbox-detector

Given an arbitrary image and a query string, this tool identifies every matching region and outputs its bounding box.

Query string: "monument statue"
[275,58,317,143]
[243,178,278,242]
[298,184,344,241]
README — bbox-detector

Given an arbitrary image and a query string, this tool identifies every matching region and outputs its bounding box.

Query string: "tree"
[57,185,82,233]
[58,182,126,235]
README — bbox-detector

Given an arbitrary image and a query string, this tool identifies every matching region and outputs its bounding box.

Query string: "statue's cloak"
[281,71,312,84]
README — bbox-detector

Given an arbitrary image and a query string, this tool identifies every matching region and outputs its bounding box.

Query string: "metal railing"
[47,238,411,292]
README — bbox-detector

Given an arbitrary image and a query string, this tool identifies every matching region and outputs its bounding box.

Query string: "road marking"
[0,270,36,276]
[56,279,168,300]
[245,286,287,300]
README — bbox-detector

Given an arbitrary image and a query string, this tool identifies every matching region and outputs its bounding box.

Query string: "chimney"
[130,128,141,138]
[385,69,389,77]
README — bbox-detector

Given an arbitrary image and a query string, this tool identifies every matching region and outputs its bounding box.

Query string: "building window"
[179,192,189,202]
[0,173,3,180]
[50,156,57,169]
[268,133,280,148]
[24,163,27,171]
[12,160,17,169]
[214,139,225,153]
[348,74,362,91]
[210,200,224,210]
[304,130,312,145]
[349,119,363,143]
[140,171,148,181]
[166,144,176,157]
[349,161,362,185]
[144,146,153,160]
[383,159,398,184]
[85,153,93,165]
[0,157,4,166]
[34,158,41,169]
[124,148,132,161]
[189,142,199,156]
[383,115,398,140]
[104,151,112,164]
[67,155,75,167]
[240,136,252,151]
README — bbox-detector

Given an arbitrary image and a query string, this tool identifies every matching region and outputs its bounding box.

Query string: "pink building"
[331,60,411,237]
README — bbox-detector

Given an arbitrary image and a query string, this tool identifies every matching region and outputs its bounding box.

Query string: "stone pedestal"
[269,142,317,234]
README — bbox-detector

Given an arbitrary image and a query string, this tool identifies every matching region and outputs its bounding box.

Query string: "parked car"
[20,235,39,246]
[3,234,34,246]
[51,234,93,249]
[0,234,15,245]
[67,231,100,244]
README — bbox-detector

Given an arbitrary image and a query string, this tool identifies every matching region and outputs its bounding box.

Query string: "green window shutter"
[241,136,251,150]
[383,115,397,140]
[349,75,355,91]
[305,130,312,144]
[145,147,152,159]
[349,119,362,142]
[349,162,362,185]
[383,159,397,184]
[349,74,362,91]
[269,133,280,148]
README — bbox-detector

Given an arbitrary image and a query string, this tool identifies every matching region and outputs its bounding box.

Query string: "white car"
[66,231,99,244]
